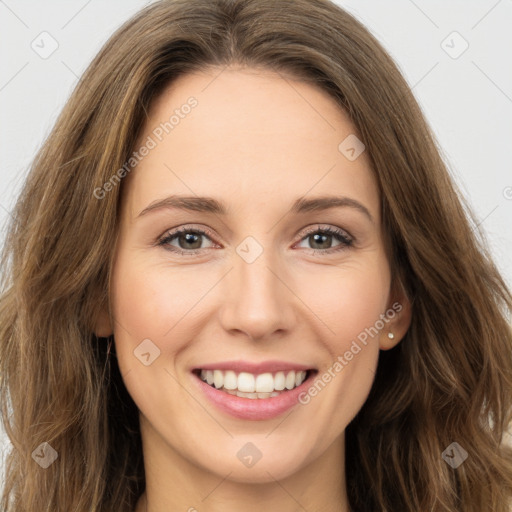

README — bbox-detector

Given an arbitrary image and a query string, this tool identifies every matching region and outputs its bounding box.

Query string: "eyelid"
[296,224,353,243]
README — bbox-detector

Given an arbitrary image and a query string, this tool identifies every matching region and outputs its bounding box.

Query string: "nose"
[218,248,297,342]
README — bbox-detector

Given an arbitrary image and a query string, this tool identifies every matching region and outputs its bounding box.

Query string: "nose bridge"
[219,237,295,340]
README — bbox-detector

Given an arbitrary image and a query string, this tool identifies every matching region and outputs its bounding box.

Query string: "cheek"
[297,256,391,347]
[293,263,389,439]
[291,252,390,419]
[109,251,204,421]
[111,245,391,358]
[110,251,215,367]
[111,265,171,343]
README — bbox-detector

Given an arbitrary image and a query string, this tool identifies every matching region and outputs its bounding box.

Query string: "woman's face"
[101,66,410,484]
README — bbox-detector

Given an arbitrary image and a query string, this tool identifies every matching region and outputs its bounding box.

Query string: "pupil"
[180,233,201,249]
[311,233,331,249]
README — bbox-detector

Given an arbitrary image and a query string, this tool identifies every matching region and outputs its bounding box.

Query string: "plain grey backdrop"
[1,0,511,486]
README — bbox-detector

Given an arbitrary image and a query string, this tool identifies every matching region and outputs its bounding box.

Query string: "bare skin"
[95,66,411,512]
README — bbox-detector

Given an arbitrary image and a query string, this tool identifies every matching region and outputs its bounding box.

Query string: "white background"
[1,0,511,488]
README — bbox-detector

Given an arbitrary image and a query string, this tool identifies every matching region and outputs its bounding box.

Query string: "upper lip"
[193,360,316,374]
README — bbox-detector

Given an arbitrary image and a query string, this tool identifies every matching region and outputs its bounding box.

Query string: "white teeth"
[198,369,309,395]
[238,372,255,392]
[255,373,274,393]
[223,370,238,390]
[238,391,258,399]
[274,371,286,390]
[285,371,296,390]
[213,370,223,389]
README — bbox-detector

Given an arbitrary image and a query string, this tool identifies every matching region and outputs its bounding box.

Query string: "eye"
[157,226,216,255]
[157,224,354,256]
[295,225,353,254]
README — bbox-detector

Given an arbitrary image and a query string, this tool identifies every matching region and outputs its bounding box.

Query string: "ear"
[379,278,412,350]
[93,303,113,338]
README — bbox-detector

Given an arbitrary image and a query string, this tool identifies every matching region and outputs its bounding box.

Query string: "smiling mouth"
[192,368,317,399]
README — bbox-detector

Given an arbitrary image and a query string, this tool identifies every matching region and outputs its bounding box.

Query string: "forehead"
[122,67,379,223]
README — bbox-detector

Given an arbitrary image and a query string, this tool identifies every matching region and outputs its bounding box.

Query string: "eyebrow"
[137,194,374,223]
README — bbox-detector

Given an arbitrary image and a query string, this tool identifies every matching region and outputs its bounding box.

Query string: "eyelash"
[156,224,354,256]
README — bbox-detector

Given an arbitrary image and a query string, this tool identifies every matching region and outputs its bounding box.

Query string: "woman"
[1,0,511,510]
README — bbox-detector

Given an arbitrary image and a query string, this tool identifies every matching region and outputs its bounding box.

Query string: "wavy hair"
[1,0,511,510]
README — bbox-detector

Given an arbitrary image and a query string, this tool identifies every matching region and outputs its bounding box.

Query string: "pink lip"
[192,360,315,374]
[191,369,317,421]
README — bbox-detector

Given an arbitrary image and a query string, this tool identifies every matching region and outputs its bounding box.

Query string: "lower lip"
[192,371,316,421]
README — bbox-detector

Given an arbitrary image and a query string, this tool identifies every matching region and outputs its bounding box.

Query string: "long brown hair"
[1,0,511,510]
